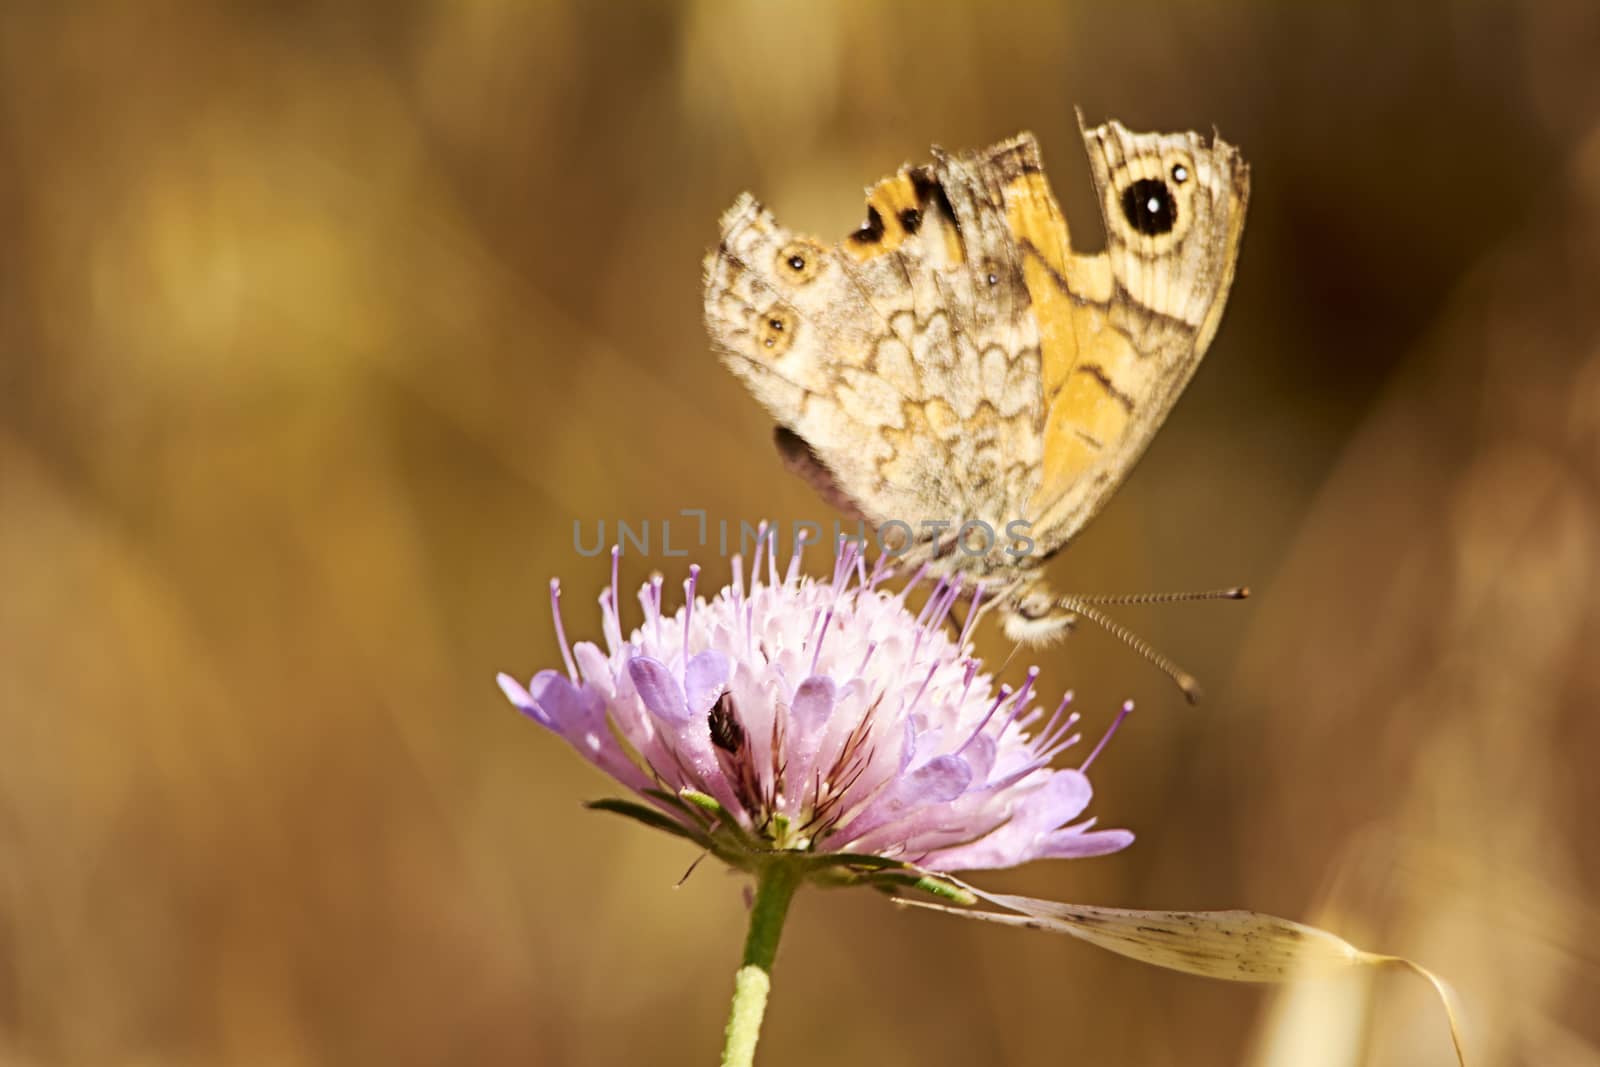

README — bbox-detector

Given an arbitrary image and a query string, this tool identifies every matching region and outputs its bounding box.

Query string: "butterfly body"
[705,120,1249,641]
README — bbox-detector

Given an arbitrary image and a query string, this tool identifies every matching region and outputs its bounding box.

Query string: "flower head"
[498,532,1132,876]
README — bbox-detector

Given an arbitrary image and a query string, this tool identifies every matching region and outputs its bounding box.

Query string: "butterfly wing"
[703,143,1047,543]
[999,119,1250,551]
[704,123,1248,570]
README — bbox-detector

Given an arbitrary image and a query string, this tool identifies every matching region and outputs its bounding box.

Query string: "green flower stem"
[721,861,802,1067]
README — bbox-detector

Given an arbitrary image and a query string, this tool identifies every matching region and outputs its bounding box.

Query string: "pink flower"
[497,534,1131,875]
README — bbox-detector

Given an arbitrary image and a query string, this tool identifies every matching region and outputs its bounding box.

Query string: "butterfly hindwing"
[704,150,1045,538]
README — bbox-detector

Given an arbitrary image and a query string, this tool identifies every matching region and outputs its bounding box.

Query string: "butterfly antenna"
[1068,586,1250,606]
[1056,596,1210,705]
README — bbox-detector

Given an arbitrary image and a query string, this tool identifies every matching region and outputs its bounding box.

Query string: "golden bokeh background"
[3,3,1598,1065]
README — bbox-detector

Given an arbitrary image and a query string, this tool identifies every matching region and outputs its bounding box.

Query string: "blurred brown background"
[3,3,1598,1065]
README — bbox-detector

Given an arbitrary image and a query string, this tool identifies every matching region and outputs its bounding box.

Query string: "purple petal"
[1026,769,1093,830]
[628,656,688,724]
[779,674,839,800]
[684,650,732,718]
[902,755,972,805]
[572,642,615,694]
[962,734,997,784]
[918,839,1022,874]
[523,669,650,794]
[790,675,837,735]
[1037,827,1135,859]
[898,715,917,771]
[912,769,1100,872]
[833,754,973,846]
[496,672,551,727]
[527,670,601,734]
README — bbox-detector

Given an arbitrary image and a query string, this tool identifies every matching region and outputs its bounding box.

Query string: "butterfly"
[703,117,1249,674]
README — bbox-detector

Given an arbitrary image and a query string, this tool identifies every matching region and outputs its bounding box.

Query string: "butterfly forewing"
[1026,122,1249,546]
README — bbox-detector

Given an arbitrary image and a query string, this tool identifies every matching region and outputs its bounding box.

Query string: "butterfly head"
[1000,580,1081,645]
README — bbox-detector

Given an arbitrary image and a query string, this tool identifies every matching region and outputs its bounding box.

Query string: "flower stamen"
[550,579,578,682]
[1080,700,1135,772]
